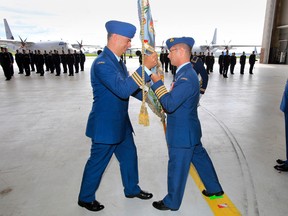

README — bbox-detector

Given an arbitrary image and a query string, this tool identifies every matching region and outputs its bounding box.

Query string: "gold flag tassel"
[139,101,149,126]
[138,0,149,126]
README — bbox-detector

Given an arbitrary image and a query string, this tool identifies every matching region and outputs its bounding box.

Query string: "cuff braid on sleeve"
[131,72,143,87]
[155,85,168,99]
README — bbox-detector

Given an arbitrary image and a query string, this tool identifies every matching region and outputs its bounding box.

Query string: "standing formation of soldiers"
[1,48,86,80]
[218,50,257,77]
[2,47,257,81]
[160,49,257,79]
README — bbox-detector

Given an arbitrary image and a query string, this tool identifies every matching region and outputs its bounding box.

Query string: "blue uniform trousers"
[163,142,222,210]
[78,133,141,202]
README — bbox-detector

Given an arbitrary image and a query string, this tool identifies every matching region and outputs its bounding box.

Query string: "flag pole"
[138,0,149,126]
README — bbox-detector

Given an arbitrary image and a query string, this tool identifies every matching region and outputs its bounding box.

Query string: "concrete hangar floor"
[0,56,288,216]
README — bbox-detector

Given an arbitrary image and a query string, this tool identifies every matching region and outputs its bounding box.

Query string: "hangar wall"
[261,0,288,64]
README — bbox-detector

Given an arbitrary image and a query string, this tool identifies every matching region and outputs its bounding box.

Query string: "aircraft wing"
[211,44,261,50]
[71,43,102,50]
[0,38,35,49]
[0,39,21,47]
[129,45,166,52]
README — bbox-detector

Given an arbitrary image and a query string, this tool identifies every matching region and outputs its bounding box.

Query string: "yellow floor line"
[189,165,242,215]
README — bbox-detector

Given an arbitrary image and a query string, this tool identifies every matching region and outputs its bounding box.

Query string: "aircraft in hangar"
[0,18,76,53]
[165,29,261,54]
[71,40,103,53]
[128,28,260,55]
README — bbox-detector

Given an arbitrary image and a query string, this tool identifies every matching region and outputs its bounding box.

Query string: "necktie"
[119,59,124,71]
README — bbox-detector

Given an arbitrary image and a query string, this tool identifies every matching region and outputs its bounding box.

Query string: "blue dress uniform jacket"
[151,62,222,209]
[152,63,202,148]
[86,46,150,144]
[79,46,151,203]
[191,56,208,94]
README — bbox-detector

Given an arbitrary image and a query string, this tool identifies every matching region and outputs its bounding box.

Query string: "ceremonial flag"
[137,0,155,56]
[137,0,166,129]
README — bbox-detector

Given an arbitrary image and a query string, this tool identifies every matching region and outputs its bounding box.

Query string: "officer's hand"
[150,73,161,83]
[144,52,158,69]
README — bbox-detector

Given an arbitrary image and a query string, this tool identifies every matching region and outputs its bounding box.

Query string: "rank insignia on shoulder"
[97,61,105,64]
[180,77,188,81]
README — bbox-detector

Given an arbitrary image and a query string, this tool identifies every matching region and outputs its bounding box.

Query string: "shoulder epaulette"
[97,61,105,64]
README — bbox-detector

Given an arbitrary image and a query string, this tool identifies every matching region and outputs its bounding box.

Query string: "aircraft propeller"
[77,40,84,51]
[19,36,27,49]
[223,40,232,51]
[205,40,212,52]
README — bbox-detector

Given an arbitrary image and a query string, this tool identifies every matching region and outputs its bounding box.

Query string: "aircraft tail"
[211,28,217,45]
[254,46,258,54]
[4,19,14,40]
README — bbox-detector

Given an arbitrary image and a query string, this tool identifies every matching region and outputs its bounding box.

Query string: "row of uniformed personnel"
[160,50,215,74]
[14,49,86,77]
[218,50,257,78]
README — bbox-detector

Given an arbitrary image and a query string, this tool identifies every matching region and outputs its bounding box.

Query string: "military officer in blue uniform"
[190,52,208,95]
[78,20,158,212]
[150,37,224,211]
[274,79,288,172]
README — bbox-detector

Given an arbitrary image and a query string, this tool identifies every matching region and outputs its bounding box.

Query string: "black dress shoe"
[276,159,286,165]
[202,190,224,197]
[152,200,177,211]
[125,190,153,200]
[78,200,104,212]
[274,164,288,172]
